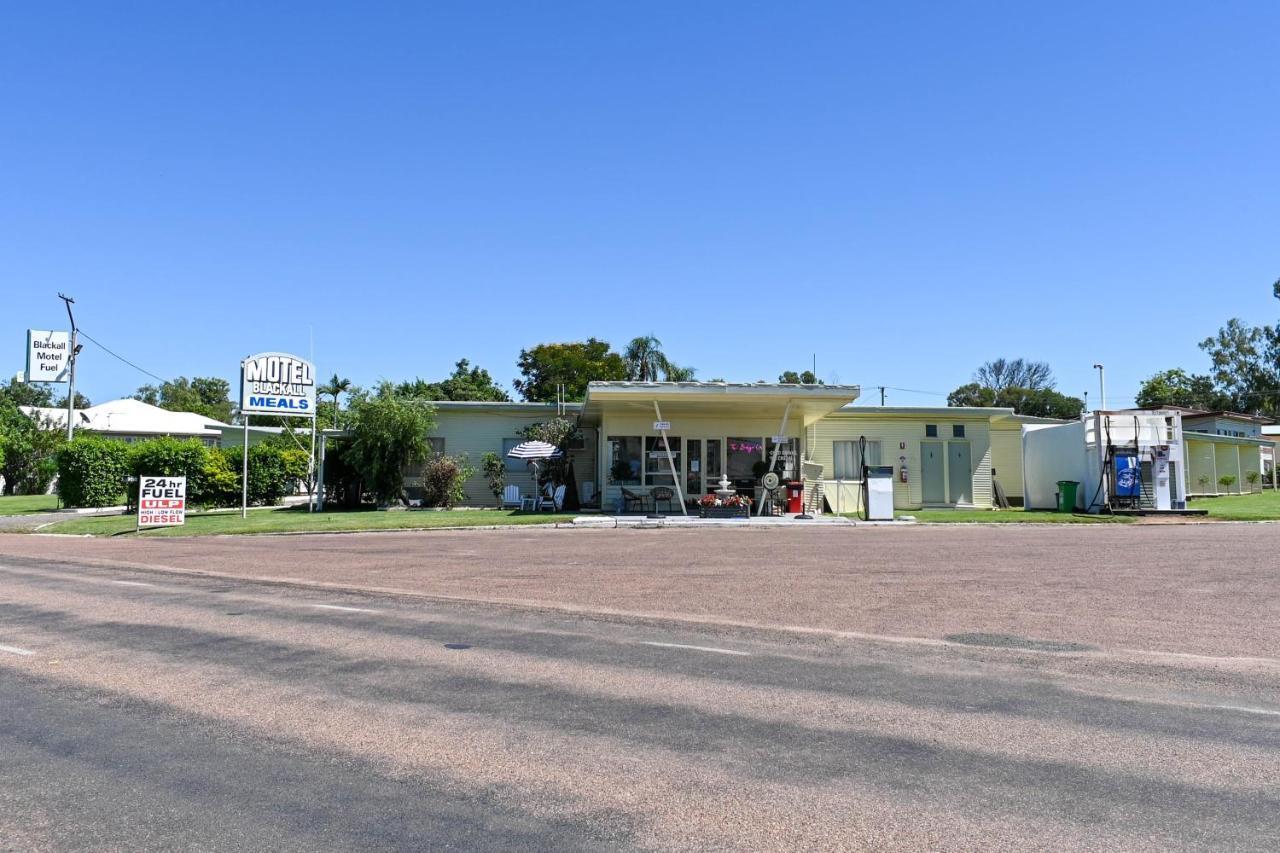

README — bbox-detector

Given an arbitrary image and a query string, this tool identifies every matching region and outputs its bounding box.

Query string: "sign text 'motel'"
[240,352,316,417]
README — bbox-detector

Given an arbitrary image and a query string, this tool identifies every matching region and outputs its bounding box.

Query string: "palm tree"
[663,363,697,381]
[318,373,352,429]
[624,335,669,382]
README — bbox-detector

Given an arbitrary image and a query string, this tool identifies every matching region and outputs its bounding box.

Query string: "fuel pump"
[857,435,895,521]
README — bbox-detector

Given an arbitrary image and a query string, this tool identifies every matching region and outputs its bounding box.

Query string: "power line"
[77,329,168,384]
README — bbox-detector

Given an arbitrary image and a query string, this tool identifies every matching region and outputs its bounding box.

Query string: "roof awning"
[580,381,860,426]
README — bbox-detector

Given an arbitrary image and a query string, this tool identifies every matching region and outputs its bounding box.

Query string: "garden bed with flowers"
[697,493,752,519]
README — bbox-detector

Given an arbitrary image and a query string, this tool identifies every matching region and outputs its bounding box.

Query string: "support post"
[317,433,327,511]
[308,413,317,511]
[65,326,77,441]
[761,401,792,515]
[652,401,686,515]
[241,415,249,519]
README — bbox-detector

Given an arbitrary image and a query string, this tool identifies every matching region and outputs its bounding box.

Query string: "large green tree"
[135,376,234,423]
[344,382,437,505]
[1198,291,1280,415]
[0,395,63,494]
[1135,369,1233,411]
[622,336,696,382]
[0,378,55,408]
[513,339,626,401]
[393,359,510,402]
[779,370,822,384]
[948,358,1081,419]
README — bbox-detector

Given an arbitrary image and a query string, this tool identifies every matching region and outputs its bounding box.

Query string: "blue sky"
[3,2,1277,408]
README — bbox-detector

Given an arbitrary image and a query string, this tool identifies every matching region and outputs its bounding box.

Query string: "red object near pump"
[785,481,804,514]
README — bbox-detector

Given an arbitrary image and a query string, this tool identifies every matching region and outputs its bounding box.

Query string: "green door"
[922,442,945,504]
[948,441,972,505]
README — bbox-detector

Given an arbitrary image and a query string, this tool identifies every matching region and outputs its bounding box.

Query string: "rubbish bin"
[1056,480,1080,513]
[786,481,804,514]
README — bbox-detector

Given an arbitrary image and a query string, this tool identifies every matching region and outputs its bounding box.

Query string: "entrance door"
[948,441,972,505]
[685,439,702,499]
[922,442,945,504]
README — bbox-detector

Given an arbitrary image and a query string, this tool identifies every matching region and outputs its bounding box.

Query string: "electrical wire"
[77,329,168,384]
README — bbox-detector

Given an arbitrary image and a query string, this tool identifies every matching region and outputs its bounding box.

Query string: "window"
[607,436,642,484]
[833,440,881,480]
[925,424,938,438]
[644,436,681,485]
[765,436,798,478]
[952,424,965,438]
[726,437,764,482]
[502,438,526,473]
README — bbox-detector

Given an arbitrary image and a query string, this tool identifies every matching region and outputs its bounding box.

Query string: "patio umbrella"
[506,441,564,501]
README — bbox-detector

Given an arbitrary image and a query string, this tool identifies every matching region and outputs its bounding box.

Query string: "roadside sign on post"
[241,352,316,416]
[138,476,186,529]
[653,421,671,431]
[26,330,70,382]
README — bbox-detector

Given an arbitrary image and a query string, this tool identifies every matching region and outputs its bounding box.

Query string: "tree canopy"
[513,339,626,401]
[343,382,437,504]
[1134,369,1233,411]
[393,359,510,402]
[622,336,696,382]
[134,376,234,423]
[779,370,822,384]
[948,358,1081,419]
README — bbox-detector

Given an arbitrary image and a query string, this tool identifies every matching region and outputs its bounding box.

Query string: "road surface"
[1,536,1278,850]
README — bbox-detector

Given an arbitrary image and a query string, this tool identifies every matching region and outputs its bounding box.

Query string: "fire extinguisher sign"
[138,476,187,529]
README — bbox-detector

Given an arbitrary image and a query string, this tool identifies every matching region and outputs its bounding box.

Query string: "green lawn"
[37,506,577,537]
[1188,490,1280,521]
[845,508,1134,524]
[0,494,60,516]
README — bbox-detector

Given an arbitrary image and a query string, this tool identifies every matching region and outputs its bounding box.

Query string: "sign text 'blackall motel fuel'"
[240,352,316,417]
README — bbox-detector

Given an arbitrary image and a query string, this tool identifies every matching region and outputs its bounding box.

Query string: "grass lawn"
[0,494,61,516]
[36,506,577,537]
[1188,490,1280,521]
[844,508,1134,524]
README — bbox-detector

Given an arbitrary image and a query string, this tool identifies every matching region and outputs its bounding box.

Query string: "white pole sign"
[26,330,70,382]
[240,352,316,417]
[138,476,187,528]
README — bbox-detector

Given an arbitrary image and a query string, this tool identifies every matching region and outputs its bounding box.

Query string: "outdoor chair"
[650,486,676,513]
[540,484,566,512]
[501,484,522,508]
[621,488,649,514]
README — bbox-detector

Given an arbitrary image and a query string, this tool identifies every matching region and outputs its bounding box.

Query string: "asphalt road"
[1,546,1278,851]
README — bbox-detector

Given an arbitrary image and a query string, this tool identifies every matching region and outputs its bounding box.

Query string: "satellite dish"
[761,471,780,491]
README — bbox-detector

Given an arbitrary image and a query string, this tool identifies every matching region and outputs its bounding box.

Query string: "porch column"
[760,401,792,515]
[316,433,327,511]
[653,401,688,515]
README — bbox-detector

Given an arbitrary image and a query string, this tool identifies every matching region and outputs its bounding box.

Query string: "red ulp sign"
[138,476,186,528]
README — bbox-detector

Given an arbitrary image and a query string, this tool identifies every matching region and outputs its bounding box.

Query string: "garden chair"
[621,488,649,514]
[540,484,567,512]
[650,486,676,513]
[501,484,522,508]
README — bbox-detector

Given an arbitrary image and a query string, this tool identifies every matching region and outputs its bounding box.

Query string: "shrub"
[198,448,241,507]
[1246,470,1261,489]
[1218,474,1237,490]
[421,453,474,508]
[128,437,212,504]
[481,451,506,506]
[345,386,436,504]
[222,443,301,506]
[57,435,131,507]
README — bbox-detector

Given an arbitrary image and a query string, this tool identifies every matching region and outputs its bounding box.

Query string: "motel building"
[392,381,1059,515]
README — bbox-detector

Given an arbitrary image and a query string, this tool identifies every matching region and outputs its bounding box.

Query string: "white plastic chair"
[540,484,566,512]
[501,484,521,508]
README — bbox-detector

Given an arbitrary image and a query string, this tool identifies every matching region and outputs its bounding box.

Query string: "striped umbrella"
[505,440,564,461]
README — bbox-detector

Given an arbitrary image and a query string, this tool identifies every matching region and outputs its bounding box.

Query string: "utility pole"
[1093,364,1106,411]
[1083,390,1089,413]
[879,386,886,406]
[58,293,79,440]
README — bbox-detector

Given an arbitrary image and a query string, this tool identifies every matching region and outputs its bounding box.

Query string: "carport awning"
[580,381,860,427]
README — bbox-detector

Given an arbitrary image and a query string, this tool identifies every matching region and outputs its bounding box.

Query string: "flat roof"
[582,381,861,424]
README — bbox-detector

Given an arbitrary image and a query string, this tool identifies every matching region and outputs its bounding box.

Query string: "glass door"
[685,439,702,499]
[705,439,722,492]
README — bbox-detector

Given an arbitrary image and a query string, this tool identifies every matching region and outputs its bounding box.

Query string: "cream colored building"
[397,382,1058,513]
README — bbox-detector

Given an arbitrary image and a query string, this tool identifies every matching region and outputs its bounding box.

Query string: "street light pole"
[1092,363,1106,412]
[58,293,79,440]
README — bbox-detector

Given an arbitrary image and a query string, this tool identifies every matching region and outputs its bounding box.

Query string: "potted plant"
[697,493,752,519]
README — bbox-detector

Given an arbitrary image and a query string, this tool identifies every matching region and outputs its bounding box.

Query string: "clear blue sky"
[3,2,1277,408]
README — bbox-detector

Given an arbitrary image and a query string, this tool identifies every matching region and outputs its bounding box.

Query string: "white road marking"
[641,641,751,657]
[111,580,156,587]
[0,644,35,657]
[310,604,380,614]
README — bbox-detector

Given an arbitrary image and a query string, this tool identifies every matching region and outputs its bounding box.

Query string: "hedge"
[57,435,305,509]
[57,436,132,507]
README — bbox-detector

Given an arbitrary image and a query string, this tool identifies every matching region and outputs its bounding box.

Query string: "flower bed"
[697,493,751,519]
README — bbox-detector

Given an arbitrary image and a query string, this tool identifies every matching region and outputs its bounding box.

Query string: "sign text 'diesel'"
[138,476,186,528]
[240,352,316,417]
